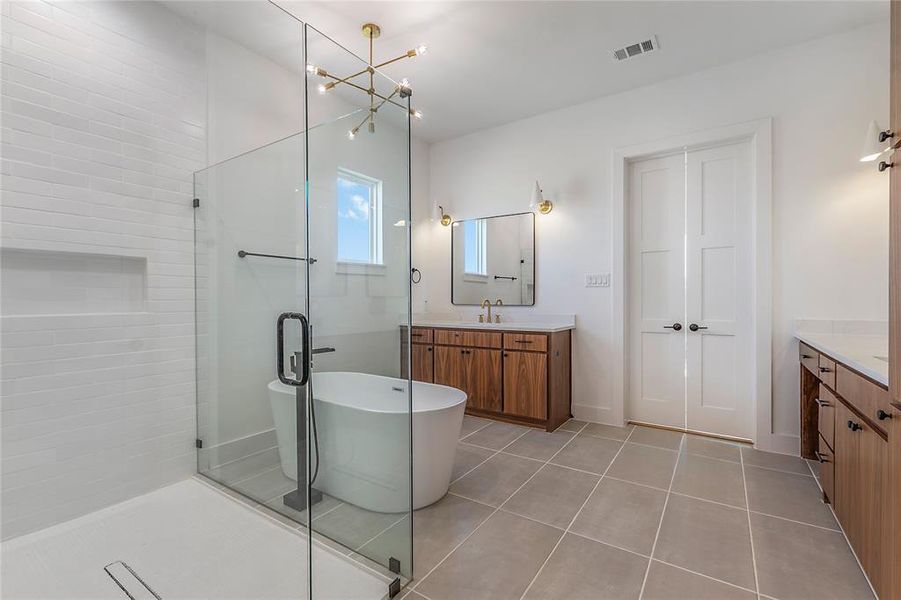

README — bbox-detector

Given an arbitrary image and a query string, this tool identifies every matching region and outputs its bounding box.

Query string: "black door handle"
[663,323,682,331]
[847,420,862,432]
[876,410,892,421]
[689,324,708,332]
[277,312,309,387]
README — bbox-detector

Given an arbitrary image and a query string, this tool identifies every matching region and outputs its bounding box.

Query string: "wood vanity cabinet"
[402,326,572,431]
[799,345,892,598]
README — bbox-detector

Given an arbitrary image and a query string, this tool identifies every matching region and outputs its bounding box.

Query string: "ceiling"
[165,0,887,143]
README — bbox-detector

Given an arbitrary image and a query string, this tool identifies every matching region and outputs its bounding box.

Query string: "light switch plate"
[585,273,610,287]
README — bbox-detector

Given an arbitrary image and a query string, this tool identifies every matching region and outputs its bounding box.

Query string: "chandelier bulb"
[411,109,423,120]
[415,44,427,56]
[347,129,356,140]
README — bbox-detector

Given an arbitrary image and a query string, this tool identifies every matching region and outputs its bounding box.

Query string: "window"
[336,168,382,265]
[463,218,487,276]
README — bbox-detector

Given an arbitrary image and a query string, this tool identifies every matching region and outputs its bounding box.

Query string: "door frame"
[611,118,779,451]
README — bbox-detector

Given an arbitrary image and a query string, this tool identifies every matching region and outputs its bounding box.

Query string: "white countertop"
[795,331,888,387]
[413,320,575,333]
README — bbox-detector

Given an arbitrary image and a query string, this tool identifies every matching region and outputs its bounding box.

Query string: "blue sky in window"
[337,176,371,262]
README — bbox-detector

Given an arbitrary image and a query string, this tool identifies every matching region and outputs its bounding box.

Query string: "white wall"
[0,0,205,538]
[415,23,890,452]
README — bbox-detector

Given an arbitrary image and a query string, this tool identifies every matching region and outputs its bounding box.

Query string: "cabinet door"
[503,351,547,419]
[833,402,860,547]
[434,345,464,391]
[411,344,433,383]
[857,421,889,598]
[466,348,502,413]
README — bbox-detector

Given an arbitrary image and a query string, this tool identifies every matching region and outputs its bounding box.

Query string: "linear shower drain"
[104,561,162,600]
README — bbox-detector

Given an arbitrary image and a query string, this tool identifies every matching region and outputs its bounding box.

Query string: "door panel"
[685,141,753,439]
[412,344,434,383]
[628,153,686,429]
[434,345,464,391]
[467,348,503,412]
[833,402,859,548]
[503,351,547,419]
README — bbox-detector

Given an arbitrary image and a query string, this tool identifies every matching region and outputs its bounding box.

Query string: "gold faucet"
[480,299,492,323]
[494,299,504,323]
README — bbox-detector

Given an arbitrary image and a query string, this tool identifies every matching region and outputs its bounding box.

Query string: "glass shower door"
[304,24,414,592]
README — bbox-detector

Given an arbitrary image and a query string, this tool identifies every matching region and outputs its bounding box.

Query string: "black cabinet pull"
[427,347,432,352]
[515,340,533,344]
[814,451,830,464]
[663,323,682,331]
[801,354,814,359]
[819,366,832,373]
[689,323,708,332]
[814,398,830,408]
[848,420,862,432]
[877,409,892,421]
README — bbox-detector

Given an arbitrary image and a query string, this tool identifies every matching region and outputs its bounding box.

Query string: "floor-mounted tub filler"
[269,372,466,512]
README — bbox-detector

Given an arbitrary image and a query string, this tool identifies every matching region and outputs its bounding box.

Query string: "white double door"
[628,140,754,440]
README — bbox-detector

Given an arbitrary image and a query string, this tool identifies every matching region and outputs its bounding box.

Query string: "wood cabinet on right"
[833,400,891,598]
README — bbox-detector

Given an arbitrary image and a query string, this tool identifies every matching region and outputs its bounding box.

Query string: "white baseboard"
[754,431,800,456]
[572,403,624,427]
[202,428,279,471]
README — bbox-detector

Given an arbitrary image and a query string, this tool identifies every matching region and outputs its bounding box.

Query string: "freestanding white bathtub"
[268,371,466,513]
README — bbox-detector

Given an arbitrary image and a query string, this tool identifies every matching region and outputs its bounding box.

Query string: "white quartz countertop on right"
[795,332,888,387]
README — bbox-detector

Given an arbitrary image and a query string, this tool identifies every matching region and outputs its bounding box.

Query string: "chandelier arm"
[372,53,413,70]
[336,79,408,111]
[353,112,372,132]
[323,68,370,88]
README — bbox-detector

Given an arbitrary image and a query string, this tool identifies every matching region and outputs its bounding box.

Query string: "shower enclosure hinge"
[192,198,200,208]
[389,557,401,574]
[195,439,203,449]
[388,577,401,599]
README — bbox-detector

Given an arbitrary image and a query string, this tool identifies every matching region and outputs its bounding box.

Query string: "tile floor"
[398,416,875,600]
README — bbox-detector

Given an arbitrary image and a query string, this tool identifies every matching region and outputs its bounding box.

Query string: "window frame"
[335,167,383,269]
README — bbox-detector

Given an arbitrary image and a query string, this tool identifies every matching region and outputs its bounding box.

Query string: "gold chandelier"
[306,23,425,140]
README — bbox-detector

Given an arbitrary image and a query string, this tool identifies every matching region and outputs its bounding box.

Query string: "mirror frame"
[450,211,536,306]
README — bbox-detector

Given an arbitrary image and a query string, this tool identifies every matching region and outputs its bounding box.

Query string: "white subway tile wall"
[0,1,206,539]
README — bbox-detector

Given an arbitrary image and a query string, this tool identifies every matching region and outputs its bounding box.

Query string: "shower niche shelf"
[0,248,147,316]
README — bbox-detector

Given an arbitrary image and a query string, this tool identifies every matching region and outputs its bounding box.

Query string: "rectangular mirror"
[452,212,535,306]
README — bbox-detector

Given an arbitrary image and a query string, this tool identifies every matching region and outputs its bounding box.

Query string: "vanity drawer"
[817,384,837,450]
[434,328,503,349]
[835,364,892,435]
[800,342,819,375]
[817,434,834,503]
[818,355,836,389]
[503,333,548,352]
[410,327,433,343]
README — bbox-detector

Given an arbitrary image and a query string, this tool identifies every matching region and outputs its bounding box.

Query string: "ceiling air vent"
[612,35,659,62]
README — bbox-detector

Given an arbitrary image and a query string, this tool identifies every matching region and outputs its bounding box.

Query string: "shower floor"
[0,478,389,600]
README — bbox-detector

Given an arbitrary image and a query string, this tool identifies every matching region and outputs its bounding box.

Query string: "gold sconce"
[530,180,554,214]
[437,205,452,226]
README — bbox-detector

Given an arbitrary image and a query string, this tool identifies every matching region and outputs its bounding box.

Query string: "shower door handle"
[277,312,310,387]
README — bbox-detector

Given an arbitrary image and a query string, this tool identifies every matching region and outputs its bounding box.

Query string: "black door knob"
[663,323,682,331]
[876,409,892,421]
[849,421,862,432]
[689,324,708,332]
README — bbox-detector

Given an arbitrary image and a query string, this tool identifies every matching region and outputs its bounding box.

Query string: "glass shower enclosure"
[193,13,412,599]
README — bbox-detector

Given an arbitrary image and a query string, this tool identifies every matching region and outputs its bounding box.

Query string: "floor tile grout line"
[652,558,761,596]
[636,432,684,600]
[747,509,841,533]
[518,425,638,600]
[413,421,591,594]
[352,512,411,553]
[458,418,492,442]
[740,444,762,599]
[450,425,534,484]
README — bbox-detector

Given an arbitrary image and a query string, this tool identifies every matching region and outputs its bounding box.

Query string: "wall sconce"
[860,120,894,162]
[529,180,554,214]
[436,204,452,226]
